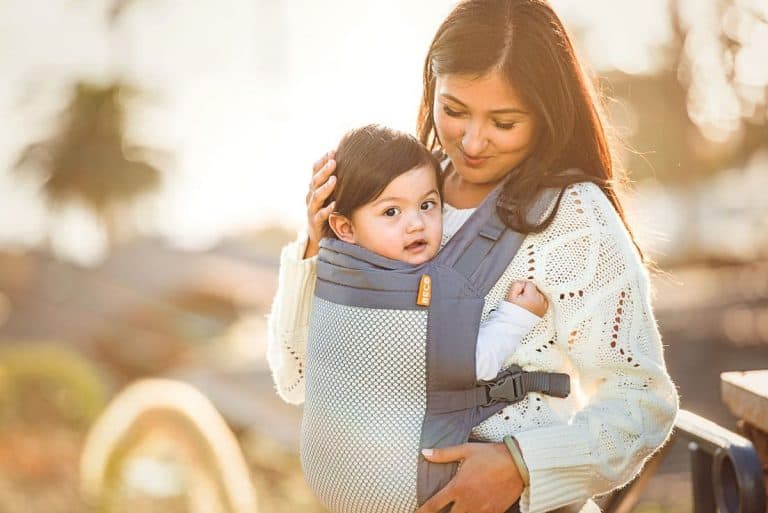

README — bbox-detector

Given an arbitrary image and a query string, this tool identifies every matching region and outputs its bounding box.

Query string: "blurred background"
[0,0,767,512]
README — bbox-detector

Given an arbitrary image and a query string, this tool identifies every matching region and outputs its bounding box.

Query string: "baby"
[323,124,547,380]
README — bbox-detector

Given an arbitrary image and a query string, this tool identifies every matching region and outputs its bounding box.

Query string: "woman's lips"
[461,151,490,168]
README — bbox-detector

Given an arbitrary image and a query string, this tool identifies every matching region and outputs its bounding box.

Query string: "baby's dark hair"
[322,124,443,239]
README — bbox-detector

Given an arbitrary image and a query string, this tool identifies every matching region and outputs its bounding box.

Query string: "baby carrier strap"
[316,238,439,310]
[437,182,558,296]
[451,207,508,282]
[416,183,572,507]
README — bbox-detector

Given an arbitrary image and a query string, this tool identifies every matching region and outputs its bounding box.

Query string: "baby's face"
[349,164,442,265]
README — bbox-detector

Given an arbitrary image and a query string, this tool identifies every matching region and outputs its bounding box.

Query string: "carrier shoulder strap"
[452,212,506,279]
[453,190,556,285]
[437,183,559,296]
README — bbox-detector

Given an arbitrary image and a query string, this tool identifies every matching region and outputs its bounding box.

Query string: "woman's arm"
[266,151,337,404]
[512,183,679,513]
[514,271,678,513]
[265,233,317,404]
[420,183,678,513]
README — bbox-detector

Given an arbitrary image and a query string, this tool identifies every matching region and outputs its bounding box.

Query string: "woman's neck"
[442,164,502,209]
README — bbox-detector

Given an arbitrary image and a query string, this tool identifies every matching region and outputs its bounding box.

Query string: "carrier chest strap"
[484,367,571,405]
[429,366,570,412]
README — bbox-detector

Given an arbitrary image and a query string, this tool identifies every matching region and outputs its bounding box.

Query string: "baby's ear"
[328,213,355,244]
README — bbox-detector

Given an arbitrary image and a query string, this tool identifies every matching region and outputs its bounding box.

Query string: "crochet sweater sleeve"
[266,232,316,404]
[511,183,679,513]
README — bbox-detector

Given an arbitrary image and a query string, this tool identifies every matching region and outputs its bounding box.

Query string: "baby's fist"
[505,280,548,317]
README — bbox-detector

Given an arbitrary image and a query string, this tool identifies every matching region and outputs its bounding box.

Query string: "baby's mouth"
[405,239,428,252]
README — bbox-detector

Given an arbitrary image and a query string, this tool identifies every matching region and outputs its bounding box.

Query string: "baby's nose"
[407,213,426,231]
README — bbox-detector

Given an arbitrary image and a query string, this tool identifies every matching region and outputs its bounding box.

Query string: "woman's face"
[433,71,538,188]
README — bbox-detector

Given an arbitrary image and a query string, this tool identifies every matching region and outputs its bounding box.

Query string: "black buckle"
[485,369,525,405]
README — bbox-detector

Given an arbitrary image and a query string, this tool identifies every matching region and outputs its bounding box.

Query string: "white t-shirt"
[476,300,541,380]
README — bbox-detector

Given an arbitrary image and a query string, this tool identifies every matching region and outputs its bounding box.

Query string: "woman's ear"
[328,213,356,244]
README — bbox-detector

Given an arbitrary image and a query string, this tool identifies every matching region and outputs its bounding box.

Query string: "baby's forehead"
[371,164,441,203]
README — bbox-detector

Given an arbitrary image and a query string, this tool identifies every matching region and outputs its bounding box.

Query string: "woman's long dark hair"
[417,0,640,255]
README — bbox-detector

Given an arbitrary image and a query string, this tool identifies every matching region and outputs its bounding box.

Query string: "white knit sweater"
[266,181,679,513]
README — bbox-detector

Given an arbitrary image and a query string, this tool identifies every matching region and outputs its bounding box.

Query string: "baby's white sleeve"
[475,301,541,381]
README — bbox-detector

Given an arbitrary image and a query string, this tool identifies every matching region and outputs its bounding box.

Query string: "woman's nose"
[461,121,488,155]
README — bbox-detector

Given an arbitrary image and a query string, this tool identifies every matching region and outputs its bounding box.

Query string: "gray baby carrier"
[301,183,570,513]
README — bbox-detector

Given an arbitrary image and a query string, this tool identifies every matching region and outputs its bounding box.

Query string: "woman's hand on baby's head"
[303,150,338,259]
[505,280,548,317]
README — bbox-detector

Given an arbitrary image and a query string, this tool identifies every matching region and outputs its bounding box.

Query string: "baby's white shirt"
[476,301,541,380]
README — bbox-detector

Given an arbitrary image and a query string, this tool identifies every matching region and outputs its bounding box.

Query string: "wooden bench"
[722,370,768,503]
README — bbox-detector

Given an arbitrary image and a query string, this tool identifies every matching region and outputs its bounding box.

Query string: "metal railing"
[603,409,766,513]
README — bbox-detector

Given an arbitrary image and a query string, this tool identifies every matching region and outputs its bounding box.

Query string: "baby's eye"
[421,200,438,211]
[383,207,400,217]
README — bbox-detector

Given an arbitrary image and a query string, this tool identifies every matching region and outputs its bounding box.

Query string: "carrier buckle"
[486,369,525,405]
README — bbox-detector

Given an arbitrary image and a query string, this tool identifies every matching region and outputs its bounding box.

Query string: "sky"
[0,0,677,264]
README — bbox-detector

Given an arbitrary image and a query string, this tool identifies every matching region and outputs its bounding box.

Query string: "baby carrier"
[300,182,571,513]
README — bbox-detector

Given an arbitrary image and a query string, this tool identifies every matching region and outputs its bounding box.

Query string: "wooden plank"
[721,370,768,432]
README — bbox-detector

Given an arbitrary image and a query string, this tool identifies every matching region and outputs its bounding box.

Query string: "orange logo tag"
[417,274,432,307]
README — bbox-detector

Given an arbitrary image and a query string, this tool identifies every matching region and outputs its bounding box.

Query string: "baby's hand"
[505,281,548,317]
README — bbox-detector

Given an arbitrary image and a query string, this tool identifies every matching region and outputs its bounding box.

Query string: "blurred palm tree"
[107,0,139,23]
[14,82,162,248]
[13,0,167,251]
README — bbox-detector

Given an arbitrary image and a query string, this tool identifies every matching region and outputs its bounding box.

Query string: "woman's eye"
[421,200,437,211]
[442,106,462,117]
[495,121,518,130]
[383,207,400,217]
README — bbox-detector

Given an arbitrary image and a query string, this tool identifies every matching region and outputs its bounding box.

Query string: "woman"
[266,2,679,513]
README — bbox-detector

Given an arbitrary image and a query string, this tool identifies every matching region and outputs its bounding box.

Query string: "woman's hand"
[303,151,338,259]
[416,442,525,513]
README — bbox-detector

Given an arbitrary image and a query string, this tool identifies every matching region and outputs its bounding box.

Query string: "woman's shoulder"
[548,181,625,235]
[541,181,644,264]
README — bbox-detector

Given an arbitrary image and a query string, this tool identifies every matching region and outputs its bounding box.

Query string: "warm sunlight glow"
[2,0,762,263]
